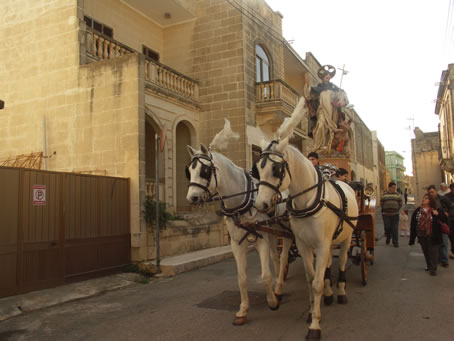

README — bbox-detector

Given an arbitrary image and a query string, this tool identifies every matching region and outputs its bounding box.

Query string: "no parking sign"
[32,185,46,205]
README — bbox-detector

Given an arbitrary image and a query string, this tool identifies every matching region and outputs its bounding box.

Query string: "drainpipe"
[155,133,161,273]
[43,116,47,170]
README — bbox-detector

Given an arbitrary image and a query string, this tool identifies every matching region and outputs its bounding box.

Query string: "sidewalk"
[0,245,241,322]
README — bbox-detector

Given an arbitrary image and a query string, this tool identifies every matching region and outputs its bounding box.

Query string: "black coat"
[409,207,448,245]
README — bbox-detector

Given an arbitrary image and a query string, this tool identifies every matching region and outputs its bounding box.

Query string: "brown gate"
[0,167,130,298]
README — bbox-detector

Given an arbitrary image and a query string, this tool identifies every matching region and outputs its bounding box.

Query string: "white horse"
[185,119,292,326]
[254,97,358,340]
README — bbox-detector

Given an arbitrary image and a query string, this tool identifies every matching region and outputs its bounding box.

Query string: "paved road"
[1,214,454,341]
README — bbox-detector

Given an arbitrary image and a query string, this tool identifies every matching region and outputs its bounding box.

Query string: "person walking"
[409,194,448,276]
[404,188,408,205]
[400,209,409,237]
[428,185,450,267]
[444,183,454,260]
[381,182,403,247]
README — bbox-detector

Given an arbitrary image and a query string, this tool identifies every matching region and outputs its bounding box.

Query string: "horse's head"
[255,138,291,213]
[185,144,217,205]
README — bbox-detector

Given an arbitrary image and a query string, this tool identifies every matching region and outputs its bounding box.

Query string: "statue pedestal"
[319,157,351,174]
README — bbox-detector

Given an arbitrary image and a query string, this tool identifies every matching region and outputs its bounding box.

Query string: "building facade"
[372,131,386,203]
[435,63,454,184]
[1,0,381,262]
[411,128,442,204]
[385,151,406,192]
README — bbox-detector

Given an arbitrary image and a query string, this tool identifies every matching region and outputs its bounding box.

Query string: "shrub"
[143,196,176,227]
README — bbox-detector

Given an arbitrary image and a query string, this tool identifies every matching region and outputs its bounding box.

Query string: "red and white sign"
[32,185,46,205]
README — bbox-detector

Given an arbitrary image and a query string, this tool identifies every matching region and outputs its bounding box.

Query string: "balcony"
[255,80,305,134]
[84,29,199,108]
[144,58,199,108]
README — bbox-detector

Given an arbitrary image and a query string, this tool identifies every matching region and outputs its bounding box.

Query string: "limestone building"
[411,128,442,204]
[435,63,454,184]
[385,151,406,193]
[372,131,386,203]
[1,0,381,262]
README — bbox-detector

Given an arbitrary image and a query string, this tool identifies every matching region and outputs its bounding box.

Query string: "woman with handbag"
[409,194,448,276]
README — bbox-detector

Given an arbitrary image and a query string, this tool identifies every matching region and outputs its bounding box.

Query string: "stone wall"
[0,0,80,161]
[412,128,442,204]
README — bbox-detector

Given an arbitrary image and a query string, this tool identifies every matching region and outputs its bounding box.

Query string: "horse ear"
[187,145,196,157]
[200,144,209,154]
[260,138,269,150]
[276,137,289,153]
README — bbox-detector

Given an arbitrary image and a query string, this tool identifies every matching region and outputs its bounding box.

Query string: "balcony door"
[256,45,270,82]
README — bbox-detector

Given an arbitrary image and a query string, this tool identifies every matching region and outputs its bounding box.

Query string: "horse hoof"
[337,295,348,304]
[275,293,283,302]
[306,313,312,324]
[232,316,248,326]
[306,329,321,340]
[269,300,280,311]
[324,294,334,305]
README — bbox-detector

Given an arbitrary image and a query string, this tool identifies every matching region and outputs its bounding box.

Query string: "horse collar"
[286,167,325,218]
[220,171,256,218]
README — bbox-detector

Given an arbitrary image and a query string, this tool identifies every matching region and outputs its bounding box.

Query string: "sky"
[264,0,453,175]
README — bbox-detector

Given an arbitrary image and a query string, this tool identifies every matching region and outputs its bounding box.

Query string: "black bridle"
[185,153,218,196]
[256,141,292,202]
[185,152,257,217]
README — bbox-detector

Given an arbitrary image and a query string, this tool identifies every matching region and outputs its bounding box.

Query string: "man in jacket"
[428,185,450,266]
[381,182,403,247]
[441,184,454,260]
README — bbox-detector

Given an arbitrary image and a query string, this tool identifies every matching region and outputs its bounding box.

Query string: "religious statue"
[306,65,352,157]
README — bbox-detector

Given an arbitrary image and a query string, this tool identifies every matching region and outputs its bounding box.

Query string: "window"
[255,45,270,82]
[84,15,113,38]
[142,45,160,62]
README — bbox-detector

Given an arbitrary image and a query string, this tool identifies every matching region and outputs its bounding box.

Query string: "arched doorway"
[175,121,192,211]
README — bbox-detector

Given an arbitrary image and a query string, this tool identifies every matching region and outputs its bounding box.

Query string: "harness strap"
[287,167,325,218]
[220,171,256,218]
[241,222,294,239]
[323,181,359,240]
[232,217,264,245]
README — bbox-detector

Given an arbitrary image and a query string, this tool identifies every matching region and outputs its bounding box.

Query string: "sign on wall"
[32,185,46,205]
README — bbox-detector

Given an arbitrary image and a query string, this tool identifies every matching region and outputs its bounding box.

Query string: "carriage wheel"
[360,230,368,286]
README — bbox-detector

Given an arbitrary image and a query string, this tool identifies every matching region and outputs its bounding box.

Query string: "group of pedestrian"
[381,181,454,276]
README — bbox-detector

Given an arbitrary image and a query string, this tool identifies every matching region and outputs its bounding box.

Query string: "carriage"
[344,180,376,285]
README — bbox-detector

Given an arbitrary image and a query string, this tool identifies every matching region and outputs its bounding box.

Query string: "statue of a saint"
[307,65,351,156]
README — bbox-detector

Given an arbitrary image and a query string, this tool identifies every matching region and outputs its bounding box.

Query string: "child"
[400,209,409,236]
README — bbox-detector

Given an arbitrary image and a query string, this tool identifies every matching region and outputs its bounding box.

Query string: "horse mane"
[209,118,240,151]
[276,97,307,140]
